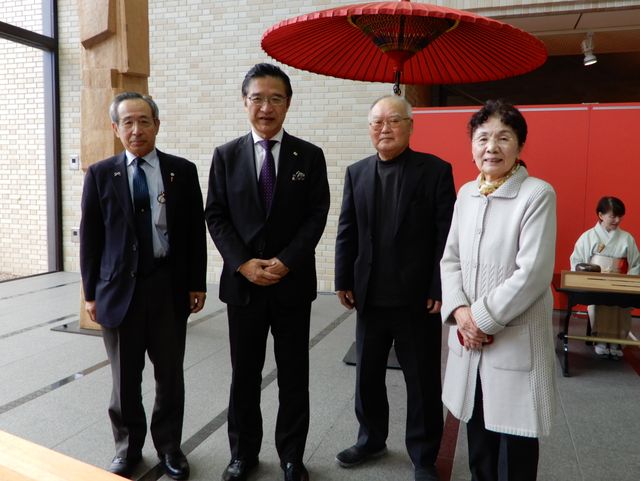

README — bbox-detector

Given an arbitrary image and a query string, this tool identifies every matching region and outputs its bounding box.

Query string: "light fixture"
[581,32,597,66]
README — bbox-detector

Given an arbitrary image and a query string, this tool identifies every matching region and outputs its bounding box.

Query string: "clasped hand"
[239,257,289,286]
[453,306,486,351]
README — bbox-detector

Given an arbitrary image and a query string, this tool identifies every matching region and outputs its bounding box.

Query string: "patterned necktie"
[132,157,154,275]
[258,139,277,213]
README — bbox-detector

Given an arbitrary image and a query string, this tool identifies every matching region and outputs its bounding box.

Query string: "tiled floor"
[1,272,639,480]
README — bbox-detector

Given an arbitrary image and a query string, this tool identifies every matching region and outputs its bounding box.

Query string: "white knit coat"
[440,167,558,438]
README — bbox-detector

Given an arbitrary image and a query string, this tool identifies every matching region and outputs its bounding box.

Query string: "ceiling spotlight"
[581,32,597,66]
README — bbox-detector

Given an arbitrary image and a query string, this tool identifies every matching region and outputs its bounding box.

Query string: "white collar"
[125,149,159,168]
[251,129,284,145]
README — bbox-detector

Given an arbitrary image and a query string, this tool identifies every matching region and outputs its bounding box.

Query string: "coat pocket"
[484,323,532,372]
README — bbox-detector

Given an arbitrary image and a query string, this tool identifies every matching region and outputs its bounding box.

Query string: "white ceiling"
[500,8,640,55]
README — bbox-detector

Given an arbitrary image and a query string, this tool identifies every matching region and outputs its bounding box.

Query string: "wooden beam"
[565,335,640,346]
[77,0,150,330]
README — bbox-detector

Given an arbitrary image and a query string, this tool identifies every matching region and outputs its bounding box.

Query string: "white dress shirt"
[125,149,169,258]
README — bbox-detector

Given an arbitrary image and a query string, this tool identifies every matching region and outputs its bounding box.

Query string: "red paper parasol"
[262,0,547,94]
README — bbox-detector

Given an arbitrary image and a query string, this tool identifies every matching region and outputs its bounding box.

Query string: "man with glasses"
[205,63,330,481]
[334,95,456,481]
[80,92,207,479]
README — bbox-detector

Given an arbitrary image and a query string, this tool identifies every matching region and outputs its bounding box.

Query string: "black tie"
[258,139,277,213]
[132,157,154,275]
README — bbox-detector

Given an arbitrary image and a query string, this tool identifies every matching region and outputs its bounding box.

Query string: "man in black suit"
[80,92,207,480]
[205,63,329,481]
[334,95,456,481]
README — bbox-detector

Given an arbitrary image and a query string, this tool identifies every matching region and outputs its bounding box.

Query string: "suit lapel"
[363,156,377,232]
[239,133,262,206]
[395,151,423,236]
[157,150,176,235]
[111,153,135,231]
[273,131,296,217]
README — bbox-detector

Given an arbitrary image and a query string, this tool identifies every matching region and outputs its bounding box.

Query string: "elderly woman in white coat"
[440,100,557,481]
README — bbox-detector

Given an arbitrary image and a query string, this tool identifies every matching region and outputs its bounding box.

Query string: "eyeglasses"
[369,117,411,130]
[247,95,288,107]
[118,118,155,130]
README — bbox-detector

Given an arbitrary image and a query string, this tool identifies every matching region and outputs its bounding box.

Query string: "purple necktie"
[258,139,277,213]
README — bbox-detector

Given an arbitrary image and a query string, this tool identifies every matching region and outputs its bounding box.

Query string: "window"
[0,1,59,278]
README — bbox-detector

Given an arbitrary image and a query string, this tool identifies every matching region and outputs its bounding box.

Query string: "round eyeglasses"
[369,117,411,131]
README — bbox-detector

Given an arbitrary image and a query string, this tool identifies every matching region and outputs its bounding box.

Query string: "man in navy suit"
[334,95,456,481]
[205,63,329,481]
[80,92,207,480]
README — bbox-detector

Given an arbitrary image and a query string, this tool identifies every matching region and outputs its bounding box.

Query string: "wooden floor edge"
[0,430,121,481]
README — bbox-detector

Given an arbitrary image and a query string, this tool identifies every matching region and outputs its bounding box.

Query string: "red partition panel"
[411,107,479,191]
[518,106,590,274]
[411,103,640,309]
[585,105,640,245]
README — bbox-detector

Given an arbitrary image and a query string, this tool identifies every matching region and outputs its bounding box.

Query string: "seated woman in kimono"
[570,196,640,357]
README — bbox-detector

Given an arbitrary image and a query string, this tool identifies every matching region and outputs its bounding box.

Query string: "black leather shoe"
[415,465,440,481]
[221,458,259,481]
[283,462,309,481]
[107,455,141,478]
[158,450,190,480]
[335,445,387,468]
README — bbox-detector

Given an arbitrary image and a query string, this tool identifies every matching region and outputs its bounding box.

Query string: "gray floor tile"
[1,273,640,481]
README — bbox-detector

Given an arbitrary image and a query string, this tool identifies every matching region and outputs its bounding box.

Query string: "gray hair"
[368,95,413,121]
[109,92,160,124]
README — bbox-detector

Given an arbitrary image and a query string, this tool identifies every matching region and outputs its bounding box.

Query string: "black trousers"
[354,304,443,469]
[467,379,539,481]
[102,264,187,458]
[226,287,311,465]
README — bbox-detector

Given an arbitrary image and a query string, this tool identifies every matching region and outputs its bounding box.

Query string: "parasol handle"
[393,70,401,95]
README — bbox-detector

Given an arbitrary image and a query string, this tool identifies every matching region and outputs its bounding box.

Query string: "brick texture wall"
[58,0,392,292]
[55,0,639,292]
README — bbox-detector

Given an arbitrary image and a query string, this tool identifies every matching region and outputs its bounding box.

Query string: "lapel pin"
[113,171,121,177]
[293,151,298,156]
[292,171,306,181]
[170,172,175,183]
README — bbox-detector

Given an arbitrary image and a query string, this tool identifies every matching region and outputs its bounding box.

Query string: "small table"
[553,274,640,376]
